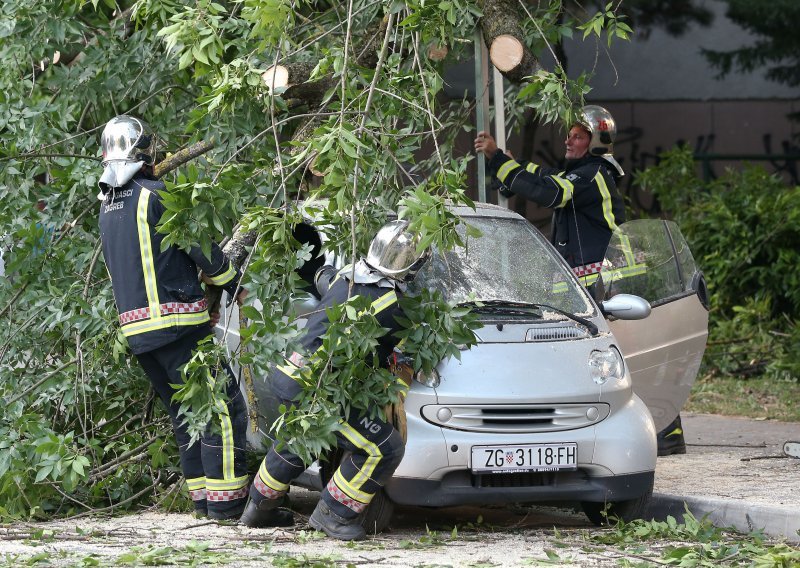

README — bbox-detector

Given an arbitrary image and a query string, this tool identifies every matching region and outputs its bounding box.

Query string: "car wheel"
[361,488,395,534]
[580,485,653,526]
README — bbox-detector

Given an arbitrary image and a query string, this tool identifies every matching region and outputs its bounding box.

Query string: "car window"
[602,219,699,306]
[413,216,594,315]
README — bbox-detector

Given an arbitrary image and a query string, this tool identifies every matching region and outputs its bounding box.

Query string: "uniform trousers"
[249,371,405,519]
[135,326,249,516]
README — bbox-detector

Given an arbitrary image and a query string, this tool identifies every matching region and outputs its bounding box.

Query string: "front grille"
[481,406,554,427]
[421,403,609,433]
[474,471,555,488]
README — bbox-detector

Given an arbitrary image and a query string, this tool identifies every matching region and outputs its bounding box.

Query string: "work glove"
[489,177,514,199]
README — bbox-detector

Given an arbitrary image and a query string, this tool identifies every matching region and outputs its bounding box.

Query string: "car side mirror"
[601,294,651,320]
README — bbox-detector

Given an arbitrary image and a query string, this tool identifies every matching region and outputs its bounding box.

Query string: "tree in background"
[0,0,631,518]
[704,0,800,132]
[704,0,800,89]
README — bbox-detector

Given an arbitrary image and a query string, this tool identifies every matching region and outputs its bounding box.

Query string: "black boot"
[308,499,366,541]
[208,497,247,521]
[239,496,294,528]
[657,414,687,456]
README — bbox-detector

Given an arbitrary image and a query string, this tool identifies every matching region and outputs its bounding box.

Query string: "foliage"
[0,0,634,519]
[577,2,633,46]
[592,507,800,567]
[395,289,481,374]
[172,337,235,445]
[398,526,458,549]
[635,146,800,382]
[272,294,407,464]
[114,541,232,566]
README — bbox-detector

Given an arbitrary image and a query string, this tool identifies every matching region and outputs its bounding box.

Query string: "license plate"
[471,443,578,473]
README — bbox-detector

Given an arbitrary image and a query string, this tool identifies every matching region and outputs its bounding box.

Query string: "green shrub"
[635,146,800,382]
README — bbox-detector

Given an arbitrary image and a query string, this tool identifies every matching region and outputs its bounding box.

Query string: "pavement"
[648,412,800,542]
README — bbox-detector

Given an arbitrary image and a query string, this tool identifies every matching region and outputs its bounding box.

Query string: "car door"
[601,220,709,431]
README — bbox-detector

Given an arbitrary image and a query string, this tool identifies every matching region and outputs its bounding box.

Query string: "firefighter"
[474,104,626,275]
[474,107,686,456]
[97,115,250,519]
[240,220,431,541]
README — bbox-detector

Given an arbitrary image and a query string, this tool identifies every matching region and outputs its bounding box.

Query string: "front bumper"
[386,470,654,507]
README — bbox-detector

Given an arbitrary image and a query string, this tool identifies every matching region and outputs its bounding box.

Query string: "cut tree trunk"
[479,0,540,84]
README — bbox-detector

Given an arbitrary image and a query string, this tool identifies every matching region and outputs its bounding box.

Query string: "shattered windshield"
[412,215,594,316]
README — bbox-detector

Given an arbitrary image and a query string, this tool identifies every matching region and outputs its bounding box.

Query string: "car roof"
[449,201,527,221]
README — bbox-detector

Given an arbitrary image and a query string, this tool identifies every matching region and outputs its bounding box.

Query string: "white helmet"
[579,105,624,176]
[100,115,157,166]
[366,220,430,282]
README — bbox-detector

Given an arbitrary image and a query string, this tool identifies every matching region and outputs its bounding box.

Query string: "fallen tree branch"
[154,139,217,178]
[68,470,163,520]
[89,436,159,481]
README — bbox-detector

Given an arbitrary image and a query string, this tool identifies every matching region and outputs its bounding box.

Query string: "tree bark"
[479,0,540,84]
[154,139,216,179]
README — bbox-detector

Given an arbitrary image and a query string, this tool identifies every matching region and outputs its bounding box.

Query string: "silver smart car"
[218,202,709,528]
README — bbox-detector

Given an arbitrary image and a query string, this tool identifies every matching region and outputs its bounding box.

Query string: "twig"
[46,482,93,512]
[89,436,158,479]
[411,31,444,169]
[690,442,767,448]
[3,153,100,161]
[90,452,150,483]
[104,419,166,445]
[66,471,163,520]
[357,13,394,132]
[741,454,787,461]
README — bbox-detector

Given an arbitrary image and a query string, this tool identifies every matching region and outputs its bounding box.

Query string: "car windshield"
[413,215,594,316]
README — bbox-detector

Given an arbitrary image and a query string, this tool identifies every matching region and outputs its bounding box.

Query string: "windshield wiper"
[461,300,598,335]
[460,299,543,317]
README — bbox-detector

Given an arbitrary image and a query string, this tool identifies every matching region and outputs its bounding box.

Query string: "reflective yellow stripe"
[207,263,236,286]
[577,273,601,287]
[550,175,575,207]
[619,234,637,266]
[602,265,648,282]
[333,469,372,504]
[371,290,397,315]
[219,410,235,480]
[525,163,539,173]
[120,311,210,337]
[276,364,299,378]
[258,461,290,492]
[497,159,521,183]
[336,421,381,499]
[137,190,160,317]
[595,172,619,232]
[186,477,206,490]
[206,475,248,491]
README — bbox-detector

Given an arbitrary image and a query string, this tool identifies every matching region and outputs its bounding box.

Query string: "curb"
[648,492,800,543]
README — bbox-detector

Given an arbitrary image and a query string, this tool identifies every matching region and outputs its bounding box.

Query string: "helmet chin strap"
[97,161,144,195]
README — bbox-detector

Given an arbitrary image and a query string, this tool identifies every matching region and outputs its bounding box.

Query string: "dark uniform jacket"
[489,150,625,268]
[99,173,240,354]
[272,266,403,401]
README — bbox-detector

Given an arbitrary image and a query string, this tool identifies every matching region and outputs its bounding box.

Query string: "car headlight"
[588,347,624,385]
[414,368,440,388]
